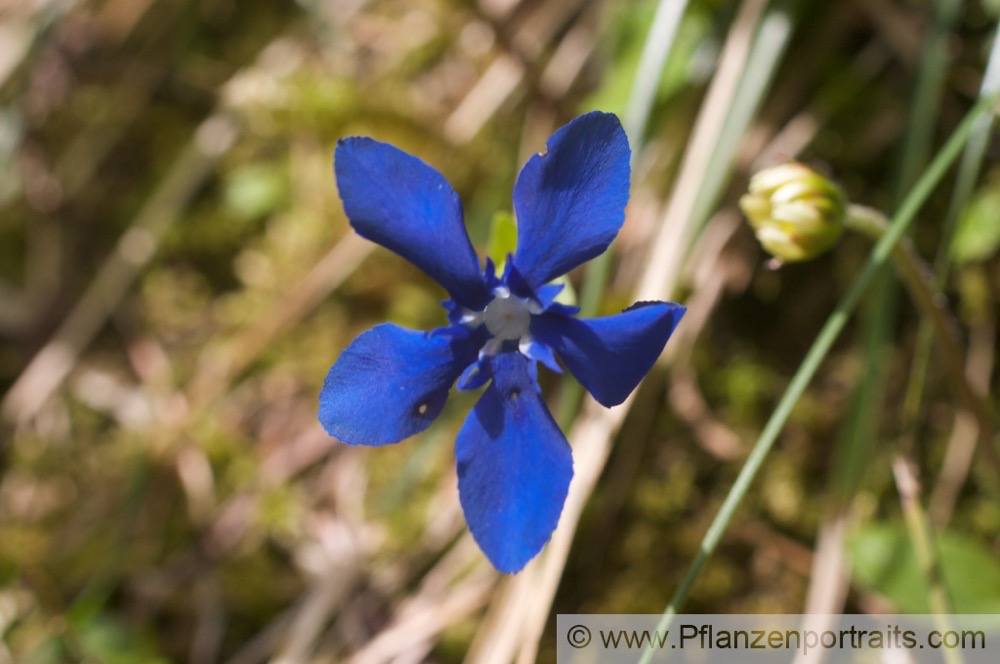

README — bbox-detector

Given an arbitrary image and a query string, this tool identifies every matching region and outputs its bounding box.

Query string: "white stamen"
[480,338,504,357]
[460,309,484,326]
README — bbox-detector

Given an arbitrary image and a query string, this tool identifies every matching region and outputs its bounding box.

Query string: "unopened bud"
[739,163,846,263]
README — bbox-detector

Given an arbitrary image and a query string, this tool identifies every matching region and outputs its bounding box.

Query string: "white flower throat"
[483,289,533,340]
[459,287,543,357]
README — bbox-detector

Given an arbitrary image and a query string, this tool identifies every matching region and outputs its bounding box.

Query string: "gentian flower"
[319,112,685,573]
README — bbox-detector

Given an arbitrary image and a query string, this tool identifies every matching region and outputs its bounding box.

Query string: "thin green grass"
[558,0,690,429]
[640,94,998,664]
[904,22,1000,464]
[827,0,963,636]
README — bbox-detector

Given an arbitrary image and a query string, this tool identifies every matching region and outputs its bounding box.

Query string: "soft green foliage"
[224,163,290,220]
[487,210,518,269]
[850,524,1000,613]
[584,2,710,121]
[69,604,172,664]
[950,174,1000,264]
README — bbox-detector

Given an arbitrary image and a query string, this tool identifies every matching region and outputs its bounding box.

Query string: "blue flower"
[319,112,685,573]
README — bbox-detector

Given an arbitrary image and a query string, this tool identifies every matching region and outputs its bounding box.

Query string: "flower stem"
[899,22,1000,498]
[639,93,998,664]
[845,202,1000,476]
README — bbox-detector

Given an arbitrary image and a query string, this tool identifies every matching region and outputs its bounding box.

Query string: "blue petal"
[521,339,562,374]
[531,302,686,407]
[319,323,479,445]
[335,138,489,309]
[511,112,631,288]
[499,258,534,300]
[536,283,565,308]
[455,352,573,573]
[457,358,492,391]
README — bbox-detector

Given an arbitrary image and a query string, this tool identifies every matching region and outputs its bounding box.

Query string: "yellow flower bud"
[739,163,847,263]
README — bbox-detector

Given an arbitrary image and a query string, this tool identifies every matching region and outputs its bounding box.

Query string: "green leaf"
[849,522,1000,613]
[950,183,1000,264]
[66,590,170,664]
[487,210,518,270]
[75,614,171,664]
[550,275,577,307]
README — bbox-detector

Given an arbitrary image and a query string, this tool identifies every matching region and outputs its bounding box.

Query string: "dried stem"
[891,456,964,664]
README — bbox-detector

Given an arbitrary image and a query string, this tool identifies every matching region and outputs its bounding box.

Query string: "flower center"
[483,292,531,341]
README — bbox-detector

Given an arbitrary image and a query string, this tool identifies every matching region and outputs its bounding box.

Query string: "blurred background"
[2,0,1000,662]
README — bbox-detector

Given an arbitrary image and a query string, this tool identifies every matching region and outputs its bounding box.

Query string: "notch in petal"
[531,301,685,407]
[512,112,631,288]
[319,324,479,446]
[456,353,573,573]
[335,137,489,309]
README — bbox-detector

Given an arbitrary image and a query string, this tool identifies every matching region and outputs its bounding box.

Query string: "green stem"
[639,94,998,664]
[900,21,1000,487]
[845,203,1000,476]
